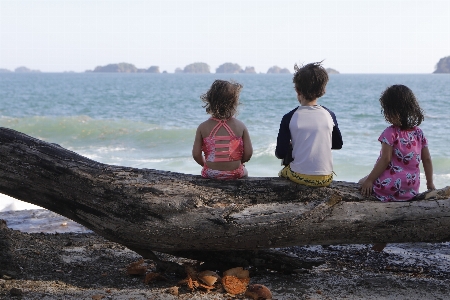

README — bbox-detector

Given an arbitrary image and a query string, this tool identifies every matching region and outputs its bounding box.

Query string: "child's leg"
[241,166,248,178]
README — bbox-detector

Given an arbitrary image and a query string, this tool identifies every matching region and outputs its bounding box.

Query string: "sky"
[0,0,449,74]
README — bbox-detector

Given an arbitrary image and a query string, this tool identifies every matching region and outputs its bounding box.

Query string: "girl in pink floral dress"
[360,85,435,201]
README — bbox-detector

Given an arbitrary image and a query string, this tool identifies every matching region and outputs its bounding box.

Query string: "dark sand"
[1,222,450,300]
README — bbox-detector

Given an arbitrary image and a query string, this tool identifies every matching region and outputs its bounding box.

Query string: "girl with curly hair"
[192,80,253,179]
[360,84,435,201]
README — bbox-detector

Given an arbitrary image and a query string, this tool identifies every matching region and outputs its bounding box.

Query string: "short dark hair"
[292,62,329,101]
[201,80,242,119]
[379,85,424,130]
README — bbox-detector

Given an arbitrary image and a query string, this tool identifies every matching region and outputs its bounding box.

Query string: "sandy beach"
[2,217,450,300]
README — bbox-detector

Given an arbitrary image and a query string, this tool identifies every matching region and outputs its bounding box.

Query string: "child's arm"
[361,142,393,197]
[275,109,296,159]
[421,147,435,190]
[241,126,253,164]
[275,118,291,159]
[322,107,343,150]
[192,126,205,167]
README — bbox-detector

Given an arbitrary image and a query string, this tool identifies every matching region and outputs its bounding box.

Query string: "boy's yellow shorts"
[279,165,333,187]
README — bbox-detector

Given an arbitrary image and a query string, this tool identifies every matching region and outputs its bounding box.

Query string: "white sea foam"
[252,142,277,157]
[0,194,41,212]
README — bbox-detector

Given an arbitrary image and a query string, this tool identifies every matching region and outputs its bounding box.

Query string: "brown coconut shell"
[244,284,273,300]
[223,267,250,279]
[197,270,220,286]
[126,259,147,275]
[221,275,250,295]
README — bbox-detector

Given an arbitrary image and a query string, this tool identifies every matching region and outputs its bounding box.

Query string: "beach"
[2,210,450,300]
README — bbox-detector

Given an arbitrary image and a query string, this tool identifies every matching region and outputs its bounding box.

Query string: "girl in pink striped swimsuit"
[192,80,253,180]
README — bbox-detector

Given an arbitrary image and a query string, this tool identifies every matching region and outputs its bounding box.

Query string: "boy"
[275,62,343,187]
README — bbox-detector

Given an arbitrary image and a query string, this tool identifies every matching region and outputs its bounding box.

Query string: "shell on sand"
[197,270,220,286]
[245,284,273,300]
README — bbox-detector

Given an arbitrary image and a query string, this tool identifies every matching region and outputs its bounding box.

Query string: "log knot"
[326,193,342,206]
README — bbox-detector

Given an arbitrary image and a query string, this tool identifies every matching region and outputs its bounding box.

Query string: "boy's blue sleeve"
[323,106,343,149]
[275,108,297,159]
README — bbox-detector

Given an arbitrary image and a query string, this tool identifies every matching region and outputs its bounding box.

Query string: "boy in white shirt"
[275,62,343,187]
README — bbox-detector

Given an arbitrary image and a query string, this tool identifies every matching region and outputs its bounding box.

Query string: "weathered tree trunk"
[1,127,450,265]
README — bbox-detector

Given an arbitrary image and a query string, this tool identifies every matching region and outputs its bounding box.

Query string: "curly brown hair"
[379,85,424,130]
[292,61,329,101]
[201,80,242,119]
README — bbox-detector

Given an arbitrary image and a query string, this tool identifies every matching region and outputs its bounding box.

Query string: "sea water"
[0,73,449,230]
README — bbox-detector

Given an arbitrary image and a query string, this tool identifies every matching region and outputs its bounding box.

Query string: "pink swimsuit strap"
[203,117,243,163]
[208,117,236,139]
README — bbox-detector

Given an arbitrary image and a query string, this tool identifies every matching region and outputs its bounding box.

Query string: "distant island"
[0,66,42,73]
[267,66,290,74]
[88,63,160,73]
[241,66,256,74]
[16,66,41,73]
[84,62,341,75]
[214,63,257,74]
[182,62,210,73]
[433,56,450,73]
[216,62,241,73]
[72,62,339,74]
[326,68,340,74]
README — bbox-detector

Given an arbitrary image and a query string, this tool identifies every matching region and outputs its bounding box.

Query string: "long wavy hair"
[201,80,242,119]
[379,85,424,130]
[292,61,329,101]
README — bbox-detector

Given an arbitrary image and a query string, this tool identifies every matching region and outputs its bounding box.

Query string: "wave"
[0,115,196,148]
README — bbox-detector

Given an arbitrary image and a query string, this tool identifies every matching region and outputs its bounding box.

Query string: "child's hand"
[360,180,373,197]
[427,182,436,190]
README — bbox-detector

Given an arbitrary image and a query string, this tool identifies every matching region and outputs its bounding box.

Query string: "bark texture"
[1,127,450,258]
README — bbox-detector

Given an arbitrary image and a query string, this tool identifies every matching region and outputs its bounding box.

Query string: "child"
[192,80,253,179]
[275,62,343,187]
[360,84,435,200]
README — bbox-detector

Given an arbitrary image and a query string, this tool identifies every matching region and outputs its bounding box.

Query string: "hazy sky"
[1,0,449,73]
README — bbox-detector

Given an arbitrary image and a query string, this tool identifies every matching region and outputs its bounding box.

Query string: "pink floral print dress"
[372,125,428,202]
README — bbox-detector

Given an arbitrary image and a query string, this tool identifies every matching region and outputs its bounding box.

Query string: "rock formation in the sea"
[433,56,450,73]
[240,66,256,74]
[146,66,160,73]
[326,68,340,74]
[216,63,242,74]
[14,66,41,73]
[0,68,11,73]
[93,63,138,73]
[267,66,290,74]
[174,68,183,73]
[183,62,210,73]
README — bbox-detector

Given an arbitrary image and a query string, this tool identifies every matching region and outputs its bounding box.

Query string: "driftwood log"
[1,127,449,272]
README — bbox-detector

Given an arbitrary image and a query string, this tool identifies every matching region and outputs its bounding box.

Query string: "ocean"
[0,73,449,232]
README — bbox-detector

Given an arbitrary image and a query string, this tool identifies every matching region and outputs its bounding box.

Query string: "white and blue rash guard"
[275,105,343,175]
